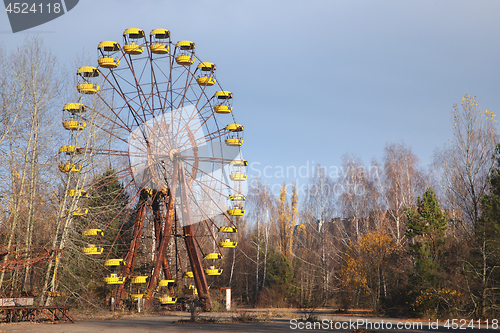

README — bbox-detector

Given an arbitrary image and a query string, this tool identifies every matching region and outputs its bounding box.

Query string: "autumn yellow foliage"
[277,182,298,259]
[340,230,400,310]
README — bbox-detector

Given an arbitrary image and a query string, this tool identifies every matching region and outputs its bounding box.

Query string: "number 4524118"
[5,3,61,14]
[444,319,498,329]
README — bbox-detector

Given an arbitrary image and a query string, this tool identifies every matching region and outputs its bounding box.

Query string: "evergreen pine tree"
[61,169,132,307]
[406,187,448,286]
[87,168,131,257]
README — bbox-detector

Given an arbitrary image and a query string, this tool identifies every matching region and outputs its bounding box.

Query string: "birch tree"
[382,142,426,244]
[434,95,497,235]
[337,154,380,240]
[299,165,337,305]
[0,36,61,290]
[246,178,276,303]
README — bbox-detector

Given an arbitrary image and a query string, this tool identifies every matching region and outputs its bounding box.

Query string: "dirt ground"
[0,309,292,333]
[0,308,495,332]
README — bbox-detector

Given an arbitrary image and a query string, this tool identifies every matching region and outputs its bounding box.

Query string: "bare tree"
[41,57,110,305]
[433,95,498,317]
[299,164,338,305]
[381,142,426,244]
[337,154,380,240]
[434,95,498,235]
[245,177,276,303]
[0,43,24,155]
[0,37,61,290]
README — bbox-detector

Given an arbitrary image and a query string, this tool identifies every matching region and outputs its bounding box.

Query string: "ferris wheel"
[60,28,247,309]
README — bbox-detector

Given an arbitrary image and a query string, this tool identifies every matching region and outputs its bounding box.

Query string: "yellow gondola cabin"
[123,28,145,55]
[150,29,170,54]
[196,62,216,86]
[76,66,100,94]
[213,90,232,114]
[175,41,195,65]
[97,41,120,68]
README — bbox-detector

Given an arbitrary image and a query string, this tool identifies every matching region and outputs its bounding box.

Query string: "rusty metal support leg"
[183,224,212,309]
[144,163,178,309]
[117,190,148,302]
[177,161,212,309]
[153,192,173,280]
[152,192,162,247]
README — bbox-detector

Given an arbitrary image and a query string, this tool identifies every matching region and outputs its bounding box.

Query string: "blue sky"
[2,0,500,195]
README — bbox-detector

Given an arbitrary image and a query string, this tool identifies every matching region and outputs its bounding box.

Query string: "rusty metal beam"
[178,161,212,309]
[0,246,61,272]
[144,162,178,309]
[117,190,148,301]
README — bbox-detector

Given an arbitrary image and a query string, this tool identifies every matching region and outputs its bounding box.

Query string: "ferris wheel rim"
[61,28,246,310]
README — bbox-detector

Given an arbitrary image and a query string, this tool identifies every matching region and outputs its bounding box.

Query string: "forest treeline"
[0,38,499,318]
[226,95,500,318]
[203,98,500,317]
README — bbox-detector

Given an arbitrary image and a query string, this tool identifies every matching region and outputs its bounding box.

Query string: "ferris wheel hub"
[169,149,178,161]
